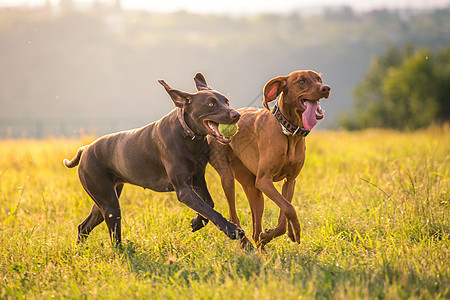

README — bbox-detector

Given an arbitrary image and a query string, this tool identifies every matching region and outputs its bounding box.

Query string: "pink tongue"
[302,101,319,130]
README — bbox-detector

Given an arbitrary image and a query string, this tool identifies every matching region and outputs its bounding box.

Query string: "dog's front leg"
[171,175,244,240]
[281,178,298,243]
[255,174,301,244]
[190,172,213,232]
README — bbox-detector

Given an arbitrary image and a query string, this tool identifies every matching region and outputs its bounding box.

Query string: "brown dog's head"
[263,70,331,130]
[158,73,240,143]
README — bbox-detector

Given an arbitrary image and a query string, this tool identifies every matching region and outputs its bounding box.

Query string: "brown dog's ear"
[263,76,287,110]
[194,73,211,91]
[158,79,193,108]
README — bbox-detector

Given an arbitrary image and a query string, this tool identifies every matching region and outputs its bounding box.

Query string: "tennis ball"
[218,123,239,137]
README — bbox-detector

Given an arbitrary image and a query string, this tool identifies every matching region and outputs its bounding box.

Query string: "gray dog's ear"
[158,79,193,108]
[194,73,211,91]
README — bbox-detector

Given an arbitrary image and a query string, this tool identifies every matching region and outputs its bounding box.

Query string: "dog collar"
[177,108,204,140]
[272,103,310,137]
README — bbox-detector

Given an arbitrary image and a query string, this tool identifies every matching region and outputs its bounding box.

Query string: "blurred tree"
[341,44,450,130]
[0,7,449,137]
[382,48,437,129]
[434,45,450,121]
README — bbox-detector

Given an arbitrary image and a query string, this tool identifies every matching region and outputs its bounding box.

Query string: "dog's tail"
[63,146,87,168]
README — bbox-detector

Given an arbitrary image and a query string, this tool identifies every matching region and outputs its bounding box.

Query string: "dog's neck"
[278,95,303,128]
[272,95,310,137]
[176,108,210,157]
[177,108,205,140]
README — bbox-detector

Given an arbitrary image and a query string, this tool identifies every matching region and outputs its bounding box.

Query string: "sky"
[1,0,450,14]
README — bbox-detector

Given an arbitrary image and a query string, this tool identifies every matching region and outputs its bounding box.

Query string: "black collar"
[271,103,310,137]
[177,108,205,140]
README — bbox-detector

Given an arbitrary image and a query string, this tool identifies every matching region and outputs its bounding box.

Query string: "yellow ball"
[218,123,239,137]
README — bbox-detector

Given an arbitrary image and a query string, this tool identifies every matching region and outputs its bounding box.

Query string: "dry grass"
[1,127,448,299]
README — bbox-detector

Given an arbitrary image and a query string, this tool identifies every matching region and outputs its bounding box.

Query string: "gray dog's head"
[158,73,240,143]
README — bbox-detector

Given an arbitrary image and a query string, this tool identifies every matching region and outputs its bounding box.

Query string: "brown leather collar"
[177,108,205,140]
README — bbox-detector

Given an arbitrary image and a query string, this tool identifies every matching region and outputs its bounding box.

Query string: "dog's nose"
[321,85,331,94]
[230,110,241,121]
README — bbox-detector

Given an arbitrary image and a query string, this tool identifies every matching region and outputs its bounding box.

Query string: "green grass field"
[1,127,449,299]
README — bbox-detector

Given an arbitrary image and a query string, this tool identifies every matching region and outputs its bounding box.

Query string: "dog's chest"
[185,137,209,167]
[277,137,306,179]
[286,136,305,162]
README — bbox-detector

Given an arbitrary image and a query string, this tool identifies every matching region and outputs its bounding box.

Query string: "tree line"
[341,44,450,130]
[0,6,449,137]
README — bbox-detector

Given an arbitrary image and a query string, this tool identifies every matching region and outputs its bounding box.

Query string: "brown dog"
[208,70,331,249]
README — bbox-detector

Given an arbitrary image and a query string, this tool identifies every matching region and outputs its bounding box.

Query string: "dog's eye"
[299,79,306,84]
[208,102,214,107]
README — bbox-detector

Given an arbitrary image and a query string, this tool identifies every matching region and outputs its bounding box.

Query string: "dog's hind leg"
[234,164,262,250]
[78,167,123,246]
[77,203,104,243]
[115,183,124,199]
[217,164,239,226]
[208,139,240,226]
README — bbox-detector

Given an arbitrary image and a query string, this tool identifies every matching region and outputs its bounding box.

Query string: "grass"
[0,127,449,299]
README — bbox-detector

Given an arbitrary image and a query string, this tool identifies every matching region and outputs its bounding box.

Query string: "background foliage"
[1,5,449,136]
[342,44,450,130]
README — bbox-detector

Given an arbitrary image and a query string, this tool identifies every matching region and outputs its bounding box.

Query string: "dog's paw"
[226,226,245,240]
[257,243,267,254]
[259,228,275,245]
[287,230,301,244]
[237,228,245,239]
[239,236,255,251]
[287,220,301,244]
[191,215,209,232]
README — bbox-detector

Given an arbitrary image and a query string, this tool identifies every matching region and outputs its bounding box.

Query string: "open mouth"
[203,120,232,144]
[299,99,325,130]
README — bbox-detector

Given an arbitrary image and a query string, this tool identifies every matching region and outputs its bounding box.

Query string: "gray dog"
[64,73,244,245]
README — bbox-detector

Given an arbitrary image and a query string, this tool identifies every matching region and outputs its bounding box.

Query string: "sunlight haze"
[1,0,450,13]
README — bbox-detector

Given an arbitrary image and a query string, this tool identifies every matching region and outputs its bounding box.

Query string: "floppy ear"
[158,79,193,108]
[194,72,211,91]
[263,76,287,110]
